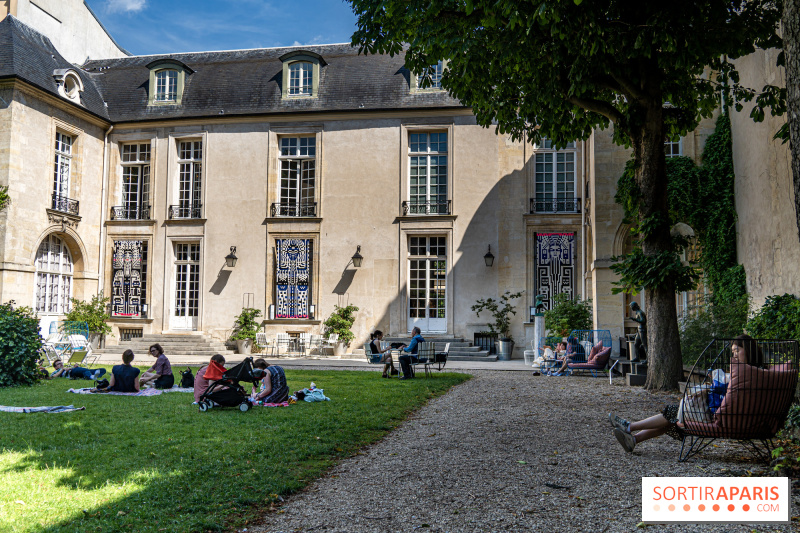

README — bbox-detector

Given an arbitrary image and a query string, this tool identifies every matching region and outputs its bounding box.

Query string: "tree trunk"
[633,103,683,391]
[784,0,800,242]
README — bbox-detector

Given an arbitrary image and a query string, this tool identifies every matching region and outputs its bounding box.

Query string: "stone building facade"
[2,3,793,357]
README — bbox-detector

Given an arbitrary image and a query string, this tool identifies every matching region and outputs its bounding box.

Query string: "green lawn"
[0,367,470,533]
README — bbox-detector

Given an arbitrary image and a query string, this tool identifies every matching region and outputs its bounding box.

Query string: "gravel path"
[251,371,797,533]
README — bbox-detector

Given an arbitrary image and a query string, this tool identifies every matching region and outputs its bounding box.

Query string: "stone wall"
[5,0,127,64]
[731,48,800,306]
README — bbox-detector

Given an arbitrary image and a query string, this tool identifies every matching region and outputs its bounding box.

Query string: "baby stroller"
[198,357,265,413]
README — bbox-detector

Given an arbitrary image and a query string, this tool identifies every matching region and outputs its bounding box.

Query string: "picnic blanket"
[67,387,162,396]
[0,405,85,413]
[162,387,193,394]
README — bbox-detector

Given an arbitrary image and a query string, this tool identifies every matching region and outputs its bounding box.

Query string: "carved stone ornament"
[47,212,79,231]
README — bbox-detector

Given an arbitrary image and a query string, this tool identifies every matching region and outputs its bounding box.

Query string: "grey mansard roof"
[0,16,109,120]
[82,44,464,123]
[1,16,465,124]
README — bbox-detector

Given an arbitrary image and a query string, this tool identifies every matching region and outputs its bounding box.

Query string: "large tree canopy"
[349,0,786,390]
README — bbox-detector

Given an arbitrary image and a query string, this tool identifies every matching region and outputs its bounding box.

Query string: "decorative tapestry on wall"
[112,240,147,317]
[535,233,575,311]
[275,238,312,319]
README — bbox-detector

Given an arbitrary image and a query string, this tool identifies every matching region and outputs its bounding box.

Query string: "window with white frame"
[407,132,449,215]
[288,62,313,96]
[35,234,73,314]
[417,61,444,89]
[533,139,577,213]
[52,131,72,208]
[171,140,202,219]
[275,136,316,217]
[115,143,151,220]
[665,138,682,158]
[155,69,178,102]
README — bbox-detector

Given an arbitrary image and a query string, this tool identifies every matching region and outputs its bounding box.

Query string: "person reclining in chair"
[51,359,105,381]
[608,334,762,453]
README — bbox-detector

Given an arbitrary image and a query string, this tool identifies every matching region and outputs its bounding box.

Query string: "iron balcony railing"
[168,203,202,219]
[270,202,317,217]
[110,205,151,221]
[529,197,582,214]
[51,193,79,216]
[402,200,452,215]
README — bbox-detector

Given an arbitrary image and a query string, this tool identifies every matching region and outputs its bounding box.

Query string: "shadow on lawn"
[0,370,469,533]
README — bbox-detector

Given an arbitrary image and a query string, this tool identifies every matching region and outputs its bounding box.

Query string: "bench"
[677,338,799,462]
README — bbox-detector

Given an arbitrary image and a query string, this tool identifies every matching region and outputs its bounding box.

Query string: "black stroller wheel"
[198,402,208,412]
[239,402,250,412]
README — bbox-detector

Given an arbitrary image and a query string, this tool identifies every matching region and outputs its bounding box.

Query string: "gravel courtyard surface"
[251,370,797,533]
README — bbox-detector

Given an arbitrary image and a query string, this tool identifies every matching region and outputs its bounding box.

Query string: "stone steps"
[94,333,234,360]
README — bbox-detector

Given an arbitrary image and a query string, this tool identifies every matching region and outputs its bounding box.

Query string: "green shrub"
[543,293,592,337]
[679,295,749,365]
[323,304,359,345]
[745,293,800,341]
[65,294,112,336]
[230,307,262,341]
[0,301,43,387]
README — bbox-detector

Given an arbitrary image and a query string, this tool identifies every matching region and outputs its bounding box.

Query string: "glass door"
[170,243,199,330]
[407,236,446,332]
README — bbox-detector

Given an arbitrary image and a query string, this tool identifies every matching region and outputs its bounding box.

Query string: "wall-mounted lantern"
[225,246,238,268]
[484,245,495,267]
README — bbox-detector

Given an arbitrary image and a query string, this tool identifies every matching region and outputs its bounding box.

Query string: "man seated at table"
[398,327,425,380]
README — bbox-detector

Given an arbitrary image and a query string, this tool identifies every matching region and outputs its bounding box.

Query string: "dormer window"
[147,59,193,106]
[53,69,84,104]
[280,51,325,99]
[417,61,444,90]
[289,62,313,96]
[155,69,178,102]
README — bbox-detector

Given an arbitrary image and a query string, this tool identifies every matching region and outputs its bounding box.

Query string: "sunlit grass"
[0,367,469,532]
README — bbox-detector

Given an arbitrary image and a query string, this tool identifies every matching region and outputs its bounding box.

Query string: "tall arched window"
[35,234,73,314]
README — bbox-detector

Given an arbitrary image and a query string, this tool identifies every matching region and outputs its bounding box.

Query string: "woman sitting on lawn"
[98,349,140,393]
[139,343,174,389]
[609,334,763,453]
[251,358,289,404]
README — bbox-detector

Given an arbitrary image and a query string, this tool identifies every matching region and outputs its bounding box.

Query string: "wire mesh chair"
[566,330,613,363]
[678,338,799,462]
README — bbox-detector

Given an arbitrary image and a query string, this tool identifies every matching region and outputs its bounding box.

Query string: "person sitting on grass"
[50,359,105,381]
[370,330,399,378]
[139,343,174,389]
[609,334,763,453]
[251,358,289,404]
[194,354,226,404]
[97,349,140,393]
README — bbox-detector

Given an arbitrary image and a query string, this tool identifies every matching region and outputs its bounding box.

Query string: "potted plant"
[322,304,359,356]
[471,291,523,360]
[230,307,262,354]
[543,293,592,341]
[65,294,112,349]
